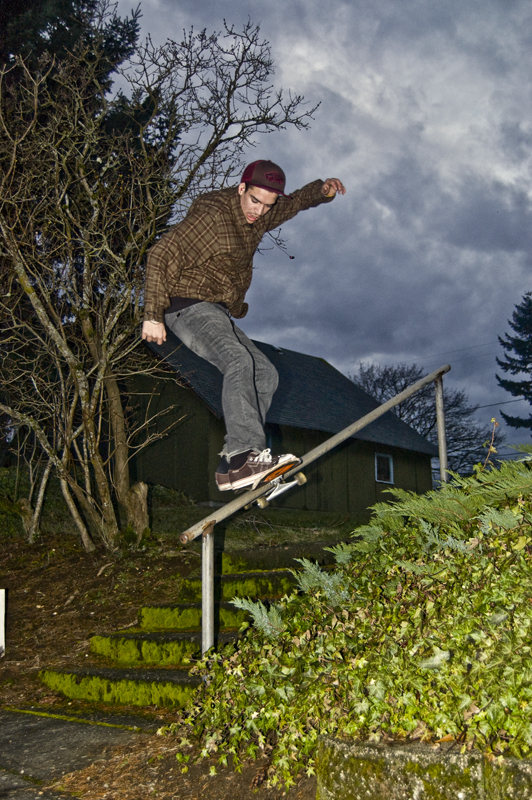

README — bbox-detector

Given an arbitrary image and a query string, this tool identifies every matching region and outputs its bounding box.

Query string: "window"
[375,453,394,484]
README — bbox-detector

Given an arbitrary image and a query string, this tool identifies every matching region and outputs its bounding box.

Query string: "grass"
[0,465,366,552]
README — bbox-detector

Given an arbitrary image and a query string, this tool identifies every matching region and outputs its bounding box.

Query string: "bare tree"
[0,6,317,550]
[351,362,505,475]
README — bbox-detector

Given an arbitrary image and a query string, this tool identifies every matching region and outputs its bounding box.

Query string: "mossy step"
[208,542,342,574]
[40,666,200,709]
[138,601,249,631]
[176,569,296,603]
[90,630,235,666]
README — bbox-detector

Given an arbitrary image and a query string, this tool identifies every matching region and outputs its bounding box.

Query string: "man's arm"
[142,232,176,342]
[263,178,346,231]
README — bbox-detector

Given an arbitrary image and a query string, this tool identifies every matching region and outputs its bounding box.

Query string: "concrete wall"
[316,737,532,799]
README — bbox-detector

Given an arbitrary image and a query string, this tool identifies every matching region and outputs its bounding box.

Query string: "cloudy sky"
[118,0,532,451]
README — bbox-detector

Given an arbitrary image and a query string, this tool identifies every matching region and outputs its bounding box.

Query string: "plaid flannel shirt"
[143,179,333,322]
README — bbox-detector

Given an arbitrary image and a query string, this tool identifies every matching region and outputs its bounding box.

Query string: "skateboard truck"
[246,471,307,510]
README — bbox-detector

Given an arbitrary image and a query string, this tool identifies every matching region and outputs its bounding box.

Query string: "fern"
[230,597,285,639]
[506,444,532,461]
[292,558,349,606]
[360,460,532,534]
[354,524,385,543]
[478,507,521,535]
[327,528,382,560]
[323,541,357,565]
[187,456,532,790]
[419,520,470,554]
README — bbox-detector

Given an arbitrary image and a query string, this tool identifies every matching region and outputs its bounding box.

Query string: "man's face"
[238,183,279,224]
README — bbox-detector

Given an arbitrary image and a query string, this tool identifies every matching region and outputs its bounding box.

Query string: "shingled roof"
[146,332,438,457]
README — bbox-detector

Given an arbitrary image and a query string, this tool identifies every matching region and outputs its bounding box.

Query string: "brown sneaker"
[215,456,232,491]
[228,449,300,491]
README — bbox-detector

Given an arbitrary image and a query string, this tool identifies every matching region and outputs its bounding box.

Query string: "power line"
[476,398,525,409]
[424,350,501,370]
[414,340,500,361]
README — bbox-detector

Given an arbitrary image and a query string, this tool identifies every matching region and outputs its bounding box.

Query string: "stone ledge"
[316,737,532,799]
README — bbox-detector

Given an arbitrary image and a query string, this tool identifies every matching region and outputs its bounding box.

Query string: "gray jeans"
[165,302,279,458]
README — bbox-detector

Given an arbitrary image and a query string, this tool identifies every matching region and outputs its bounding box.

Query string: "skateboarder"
[142,159,345,491]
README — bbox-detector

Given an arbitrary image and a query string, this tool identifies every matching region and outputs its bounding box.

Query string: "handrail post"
[202,523,215,654]
[434,375,448,483]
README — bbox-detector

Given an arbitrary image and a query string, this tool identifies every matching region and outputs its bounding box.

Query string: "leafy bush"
[180,458,532,788]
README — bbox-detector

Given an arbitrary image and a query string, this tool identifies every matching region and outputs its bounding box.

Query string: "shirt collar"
[230,188,250,228]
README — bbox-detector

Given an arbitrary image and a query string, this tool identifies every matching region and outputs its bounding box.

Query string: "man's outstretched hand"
[322,178,346,197]
[142,320,167,345]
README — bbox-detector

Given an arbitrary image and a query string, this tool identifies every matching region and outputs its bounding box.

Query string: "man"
[142,159,345,492]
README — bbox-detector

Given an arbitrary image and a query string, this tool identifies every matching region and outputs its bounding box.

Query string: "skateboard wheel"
[257,497,269,509]
[295,472,307,486]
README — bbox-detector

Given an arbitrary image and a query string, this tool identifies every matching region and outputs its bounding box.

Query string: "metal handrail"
[180,363,451,653]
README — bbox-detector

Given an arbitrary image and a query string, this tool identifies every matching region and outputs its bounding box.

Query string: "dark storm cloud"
[499,121,532,164]
[442,178,532,254]
[369,155,532,255]
[118,0,532,445]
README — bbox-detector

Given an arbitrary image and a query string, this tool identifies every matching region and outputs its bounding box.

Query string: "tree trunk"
[24,459,53,543]
[60,478,96,553]
[105,370,150,543]
[123,481,150,544]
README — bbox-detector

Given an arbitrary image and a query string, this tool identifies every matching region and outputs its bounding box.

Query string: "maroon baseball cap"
[241,160,289,197]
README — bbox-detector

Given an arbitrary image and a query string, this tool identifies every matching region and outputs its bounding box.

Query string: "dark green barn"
[130,333,438,518]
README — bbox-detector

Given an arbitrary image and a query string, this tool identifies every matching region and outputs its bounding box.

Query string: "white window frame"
[375,453,394,484]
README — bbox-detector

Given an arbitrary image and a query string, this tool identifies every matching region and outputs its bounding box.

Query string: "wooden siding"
[128,377,434,513]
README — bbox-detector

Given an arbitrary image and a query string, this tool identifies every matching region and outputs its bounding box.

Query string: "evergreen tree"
[0,0,140,88]
[496,291,532,433]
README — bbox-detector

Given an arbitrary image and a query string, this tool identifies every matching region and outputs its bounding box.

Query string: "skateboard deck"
[251,457,301,489]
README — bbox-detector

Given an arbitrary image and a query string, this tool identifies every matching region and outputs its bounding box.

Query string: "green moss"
[90,634,200,666]
[139,605,201,630]
[220,553,248,573]
[218,605,249,628]
[3,706,142,731]
[484,756,532,800]
[176,571,295,603]
[316,741,482,799]
[39,669,195,708]
[139,603,248,631]
[315,739,532,799]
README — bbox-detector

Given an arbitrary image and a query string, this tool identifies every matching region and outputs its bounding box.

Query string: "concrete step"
[138,600,249,631]
[175,568,296,603]
[39,542,343,710]
[90,629,235,666]
[39,666,201,709]
[205,541,342,574]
